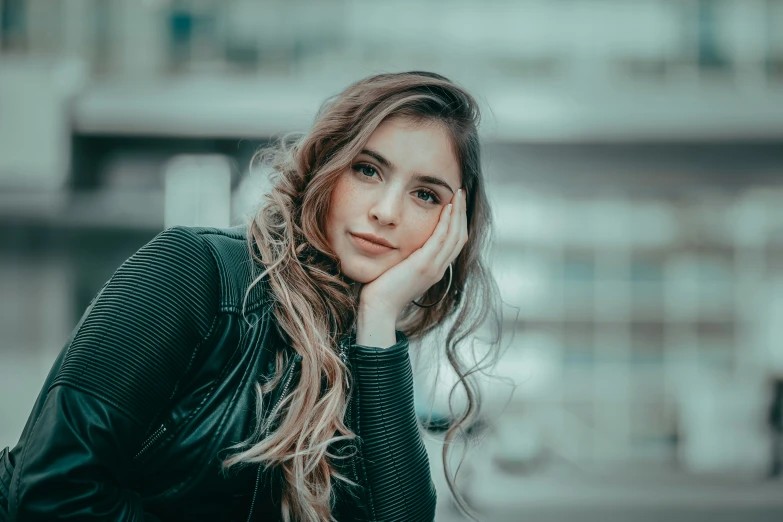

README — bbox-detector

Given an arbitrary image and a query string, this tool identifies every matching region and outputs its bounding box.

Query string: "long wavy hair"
[223,71,504,521]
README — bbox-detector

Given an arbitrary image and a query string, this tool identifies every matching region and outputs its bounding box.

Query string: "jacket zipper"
[246,353,301,522]
[133,423,167,461]
[338,338,359,484]
[346,396,358,485]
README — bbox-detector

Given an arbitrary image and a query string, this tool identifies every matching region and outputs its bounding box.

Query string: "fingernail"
[447,204,453,212]
[457,189,462,197]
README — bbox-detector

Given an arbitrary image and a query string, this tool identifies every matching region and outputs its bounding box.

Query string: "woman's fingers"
[448,188,467,260]
[415,197,452,260]
[413,187,466,287]
[434,188,465,269]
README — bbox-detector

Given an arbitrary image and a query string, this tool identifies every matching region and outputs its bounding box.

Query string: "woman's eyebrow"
[359,148,456,195]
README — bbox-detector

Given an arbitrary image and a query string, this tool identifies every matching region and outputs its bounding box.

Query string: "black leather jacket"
[0,225,436,521]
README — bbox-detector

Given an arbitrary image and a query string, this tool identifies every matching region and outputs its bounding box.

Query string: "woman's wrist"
[355,302,398,348]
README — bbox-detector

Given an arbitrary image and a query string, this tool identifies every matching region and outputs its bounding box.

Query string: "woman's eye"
[352,164,378,178]
[416,189,440,205]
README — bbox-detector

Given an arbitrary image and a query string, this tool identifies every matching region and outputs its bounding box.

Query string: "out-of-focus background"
[1,1,783,520]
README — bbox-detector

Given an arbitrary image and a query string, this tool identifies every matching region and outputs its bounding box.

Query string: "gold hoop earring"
[412,263,453,308]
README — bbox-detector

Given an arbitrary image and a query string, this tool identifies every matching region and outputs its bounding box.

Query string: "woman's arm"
[338,190,465,521]
[346,309,437,522]
[9,226,219,521]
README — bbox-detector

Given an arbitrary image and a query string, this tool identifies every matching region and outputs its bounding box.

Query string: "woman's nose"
[369,190,402,226]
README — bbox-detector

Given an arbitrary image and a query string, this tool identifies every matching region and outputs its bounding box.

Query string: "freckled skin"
[326,117,462,284]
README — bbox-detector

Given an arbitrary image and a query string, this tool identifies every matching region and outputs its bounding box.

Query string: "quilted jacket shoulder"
[49,225,223,430]
[188,225,271,316]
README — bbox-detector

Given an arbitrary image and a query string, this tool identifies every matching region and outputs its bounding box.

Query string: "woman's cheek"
[408,211,440,250]
[337,173,360,199]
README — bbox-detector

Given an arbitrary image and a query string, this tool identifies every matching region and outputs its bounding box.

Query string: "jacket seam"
[140,309,222,443]
[163,313,263,498]
[209,317,262,450]
[155,226,234,436]
[195,227,269,316]
[160,310,220,420]
[132,312,245,498]
[194,227,245,240]
[196,314,253,432]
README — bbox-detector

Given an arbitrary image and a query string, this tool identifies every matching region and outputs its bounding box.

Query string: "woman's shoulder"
[47,224,273,421]
[183,224,270,315]
[122,225,224,312]
[128,224,268,313]
[48,226,226,425]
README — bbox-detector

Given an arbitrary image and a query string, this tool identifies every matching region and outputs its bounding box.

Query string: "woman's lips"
[349,233,394,255]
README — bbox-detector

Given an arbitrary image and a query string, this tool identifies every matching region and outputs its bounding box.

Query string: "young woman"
[0,71,502,522]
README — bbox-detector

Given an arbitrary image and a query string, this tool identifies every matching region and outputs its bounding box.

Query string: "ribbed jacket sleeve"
[349,331,437,522]
[9,226,219,521]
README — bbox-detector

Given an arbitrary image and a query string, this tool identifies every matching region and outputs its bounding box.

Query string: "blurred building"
[2,1,783,521]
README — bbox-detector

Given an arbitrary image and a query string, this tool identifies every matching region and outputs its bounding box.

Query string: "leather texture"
[0,225,436,521]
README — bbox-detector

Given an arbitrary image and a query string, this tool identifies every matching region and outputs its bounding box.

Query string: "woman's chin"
[340,260,384,285]
[342,272,375,285]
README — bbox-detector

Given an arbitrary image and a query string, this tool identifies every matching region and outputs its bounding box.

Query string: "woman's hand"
[359,187,468,319]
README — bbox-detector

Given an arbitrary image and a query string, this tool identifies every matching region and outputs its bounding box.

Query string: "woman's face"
[326,117,462,284]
